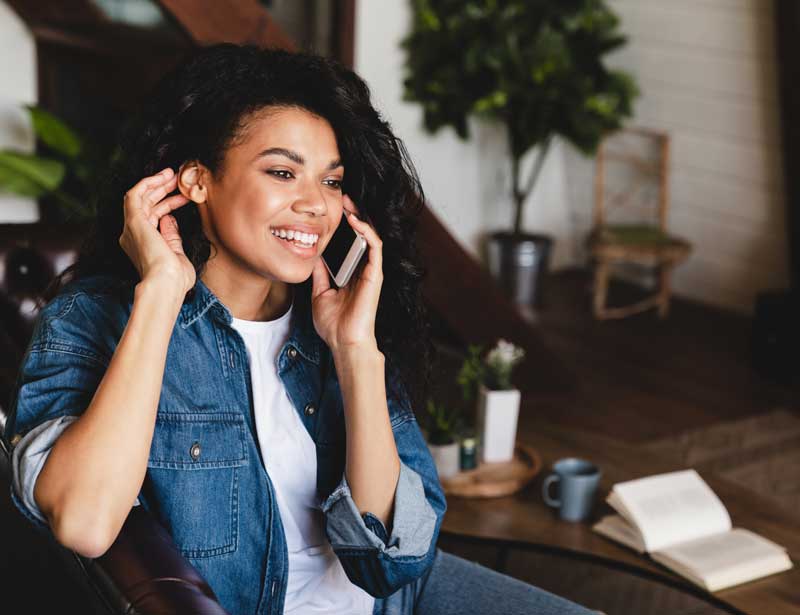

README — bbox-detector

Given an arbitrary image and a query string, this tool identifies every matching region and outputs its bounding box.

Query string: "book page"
[592,514,646,553]
[611,470,731,552]
[653,528,792,592]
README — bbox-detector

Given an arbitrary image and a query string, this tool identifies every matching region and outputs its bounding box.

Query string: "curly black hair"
[46,43,435,414]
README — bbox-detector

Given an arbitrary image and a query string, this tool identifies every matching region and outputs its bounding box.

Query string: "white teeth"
[271,228,319,246]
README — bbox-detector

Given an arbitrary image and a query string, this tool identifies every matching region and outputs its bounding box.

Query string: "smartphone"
[322,212,368,287]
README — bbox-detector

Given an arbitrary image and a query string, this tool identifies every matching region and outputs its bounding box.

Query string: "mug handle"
[542,474,561,508]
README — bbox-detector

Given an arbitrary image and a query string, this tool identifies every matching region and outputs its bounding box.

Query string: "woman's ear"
[177,161,209,204]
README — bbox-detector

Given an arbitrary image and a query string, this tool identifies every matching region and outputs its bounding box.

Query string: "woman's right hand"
[118,167,196,296]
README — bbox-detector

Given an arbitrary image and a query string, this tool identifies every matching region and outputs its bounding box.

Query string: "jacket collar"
[179,277,322,365]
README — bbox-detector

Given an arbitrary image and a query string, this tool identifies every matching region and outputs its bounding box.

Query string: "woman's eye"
[267,170,293,180]
[325,179,343,190]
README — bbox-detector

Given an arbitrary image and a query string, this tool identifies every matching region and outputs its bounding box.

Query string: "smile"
[270,228,319,247]
[270,228,320,259]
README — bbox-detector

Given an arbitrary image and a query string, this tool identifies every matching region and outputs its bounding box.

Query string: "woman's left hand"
[311,194,383,353]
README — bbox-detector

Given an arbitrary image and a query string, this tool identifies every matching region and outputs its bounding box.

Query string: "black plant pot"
[486,231,553,308]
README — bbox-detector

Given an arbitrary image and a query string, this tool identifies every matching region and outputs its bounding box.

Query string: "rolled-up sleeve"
[322,459,437,554]
[320,411,447,598]
[10,415,141,533]
[11,415,79,528]
[4,291,125,543]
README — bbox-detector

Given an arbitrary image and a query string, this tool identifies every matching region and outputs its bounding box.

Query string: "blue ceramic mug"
[542,458,601,522]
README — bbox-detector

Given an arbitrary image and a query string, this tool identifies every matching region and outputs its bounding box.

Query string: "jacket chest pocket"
[147,412,248,559]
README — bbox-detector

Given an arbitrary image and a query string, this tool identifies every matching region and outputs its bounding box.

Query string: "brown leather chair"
[0,223,228,614]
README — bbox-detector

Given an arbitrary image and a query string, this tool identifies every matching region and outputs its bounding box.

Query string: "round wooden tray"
[440,442,542,498]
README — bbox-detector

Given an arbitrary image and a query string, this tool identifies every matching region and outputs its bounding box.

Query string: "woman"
[6,44,595,615]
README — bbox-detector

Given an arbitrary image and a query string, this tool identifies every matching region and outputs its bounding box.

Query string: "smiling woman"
[6,44,596,615]
[174,106,345,289]
[47,43,432,402]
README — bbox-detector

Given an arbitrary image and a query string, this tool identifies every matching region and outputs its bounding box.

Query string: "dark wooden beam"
[334,0,357,68]
[157,0,296,49]
[418,205,574,394]
[775,0,800,290]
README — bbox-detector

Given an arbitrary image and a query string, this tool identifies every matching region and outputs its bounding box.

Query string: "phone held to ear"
[322,211,368,287]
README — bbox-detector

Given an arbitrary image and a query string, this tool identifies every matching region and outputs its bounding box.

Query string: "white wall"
[353,1,574,269]
[0,0,38,222]
[565,0,788,314]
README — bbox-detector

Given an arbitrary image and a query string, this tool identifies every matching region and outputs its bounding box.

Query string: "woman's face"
[188,106,346,284]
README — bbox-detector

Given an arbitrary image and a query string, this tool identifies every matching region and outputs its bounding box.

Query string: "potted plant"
[0,104,105,224]
[424,397,462,479]
[458,339,526,463]
[401,0,639,307]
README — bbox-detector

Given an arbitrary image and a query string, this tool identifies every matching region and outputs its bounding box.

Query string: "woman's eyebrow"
[255,147,342,170]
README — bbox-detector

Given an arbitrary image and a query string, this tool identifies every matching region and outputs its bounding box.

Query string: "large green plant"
[401,0,639,234]
[0,105,106,223]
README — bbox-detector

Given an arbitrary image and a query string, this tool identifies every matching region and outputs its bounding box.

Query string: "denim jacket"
[5,273,447,615]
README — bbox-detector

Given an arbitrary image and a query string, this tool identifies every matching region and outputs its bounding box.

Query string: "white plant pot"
[477,384,521,463]
[427,441,461,479]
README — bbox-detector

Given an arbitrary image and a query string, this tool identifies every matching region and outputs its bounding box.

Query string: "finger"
[342,194,361,218]
[142,174,178,206]
[311,257,332,299]
[345,211,382,281]
[150,193,191,225]
[130,167,174,196]
[159,214,185,254]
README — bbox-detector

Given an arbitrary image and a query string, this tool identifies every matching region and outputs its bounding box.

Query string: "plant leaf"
[26,105,83,160]
[0,151,65,197]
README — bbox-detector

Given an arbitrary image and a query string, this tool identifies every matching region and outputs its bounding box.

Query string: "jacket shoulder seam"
[36,289,117,365]
[28,342,110,368]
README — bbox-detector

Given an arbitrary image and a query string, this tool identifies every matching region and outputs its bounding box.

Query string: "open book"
[592,470,793,592]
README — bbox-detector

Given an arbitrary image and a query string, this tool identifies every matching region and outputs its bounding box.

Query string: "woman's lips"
[272,232,319,259]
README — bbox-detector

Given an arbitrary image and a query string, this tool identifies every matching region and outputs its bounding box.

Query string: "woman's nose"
[293,182,328,217]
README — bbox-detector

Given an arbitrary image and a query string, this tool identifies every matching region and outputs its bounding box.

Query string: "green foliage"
[0,151,65,197]
[401,0,639,232]
[0,105,99,222]
[27,105,83,160]
[425,398,462,445]
[457,344,486,404]
[457,339,526,395]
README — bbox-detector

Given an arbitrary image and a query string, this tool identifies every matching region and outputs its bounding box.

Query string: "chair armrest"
[89,506,230,614]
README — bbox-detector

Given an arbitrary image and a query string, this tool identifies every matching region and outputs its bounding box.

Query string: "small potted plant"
[423,398,462,479]
[458,339,526,463]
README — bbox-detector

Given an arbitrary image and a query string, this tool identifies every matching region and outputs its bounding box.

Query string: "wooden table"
[441,418,800,615]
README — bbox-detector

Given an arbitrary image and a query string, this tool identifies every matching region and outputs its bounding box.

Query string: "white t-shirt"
[230,300,375,615]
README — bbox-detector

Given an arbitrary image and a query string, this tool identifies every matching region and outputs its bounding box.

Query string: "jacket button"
[190,441,202,460]
[304,403,316,416]
[10,433,21,446]
[288,347,298,359]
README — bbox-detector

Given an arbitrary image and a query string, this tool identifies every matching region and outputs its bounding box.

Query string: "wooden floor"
[517,267,799,444]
